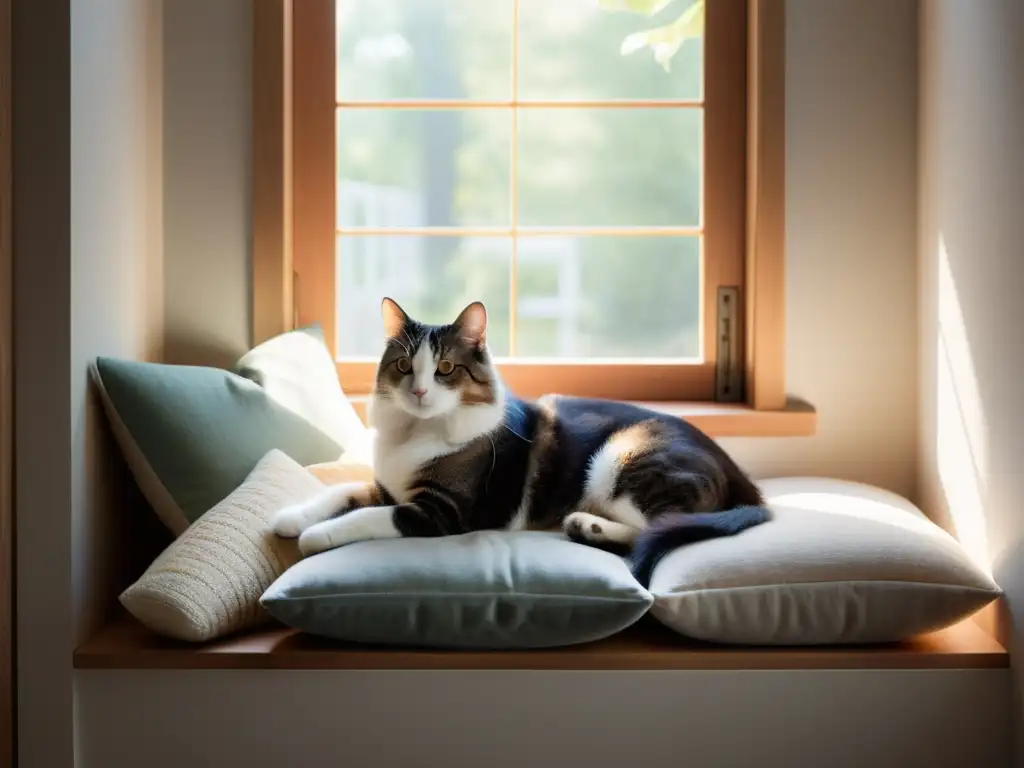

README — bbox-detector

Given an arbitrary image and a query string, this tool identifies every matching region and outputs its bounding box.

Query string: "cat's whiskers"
[503,400,533,443]
[483,433,497,496]
[400,328,416,356]
[503,424,532,442]
[392,337,411,358]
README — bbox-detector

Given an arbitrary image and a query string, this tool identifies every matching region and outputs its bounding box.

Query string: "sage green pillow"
[90,357,343,535]
[260,531,653,649]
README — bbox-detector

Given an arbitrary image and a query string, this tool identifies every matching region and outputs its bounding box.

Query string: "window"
[254,0,792,419]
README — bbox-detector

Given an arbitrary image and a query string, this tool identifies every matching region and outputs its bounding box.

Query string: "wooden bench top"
[74,613,1008,671]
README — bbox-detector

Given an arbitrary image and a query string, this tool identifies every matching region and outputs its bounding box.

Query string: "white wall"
[160,0,921,498]
[163,0,251,368]
[14,1,165,766]
[70,0,165,647]
[917,0,1024,756]
[720,0,920,496]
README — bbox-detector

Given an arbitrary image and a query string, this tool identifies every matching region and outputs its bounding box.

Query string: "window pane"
[336,0,512,101]
[517,0,703,102]
[517,108,701,227]
[515,236,700,359]
[337,109,511,227]
[336,235,512,358]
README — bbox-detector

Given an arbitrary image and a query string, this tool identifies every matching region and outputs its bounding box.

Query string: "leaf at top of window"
[618,0,704,73]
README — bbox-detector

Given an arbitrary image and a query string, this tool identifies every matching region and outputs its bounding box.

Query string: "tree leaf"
[597,0,677,17]
[618,0,704,72]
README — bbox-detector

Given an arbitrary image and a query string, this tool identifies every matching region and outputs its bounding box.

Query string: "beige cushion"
[119,450,324,642]
[306,456,376,486]
[648,477,1002,645]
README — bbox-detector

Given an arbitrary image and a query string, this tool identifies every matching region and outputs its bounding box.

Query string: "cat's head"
[373,297,502,420]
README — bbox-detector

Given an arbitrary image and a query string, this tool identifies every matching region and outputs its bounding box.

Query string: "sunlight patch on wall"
[935,234,991,573]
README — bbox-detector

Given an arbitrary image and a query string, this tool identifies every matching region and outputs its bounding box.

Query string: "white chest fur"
[373,431,455,503]
[370,391,506,504]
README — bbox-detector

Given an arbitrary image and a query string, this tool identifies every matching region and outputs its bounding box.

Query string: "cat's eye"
[396,357,412,374]
[436,359,455,376]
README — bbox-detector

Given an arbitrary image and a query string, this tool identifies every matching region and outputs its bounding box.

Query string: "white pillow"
[119,450,324,642]
[235,325,371,461]
[647,477,1001,645]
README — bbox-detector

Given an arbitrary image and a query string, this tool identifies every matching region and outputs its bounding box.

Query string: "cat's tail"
[628,506,772,587]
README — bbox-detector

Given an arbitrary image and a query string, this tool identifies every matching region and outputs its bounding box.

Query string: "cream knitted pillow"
[120,449,324,642]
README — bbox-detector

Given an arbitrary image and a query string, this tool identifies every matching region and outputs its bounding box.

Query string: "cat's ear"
[454,301,487,347]
[381,297,409,338]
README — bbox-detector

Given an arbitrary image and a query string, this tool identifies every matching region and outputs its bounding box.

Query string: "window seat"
[75,612,1006,671]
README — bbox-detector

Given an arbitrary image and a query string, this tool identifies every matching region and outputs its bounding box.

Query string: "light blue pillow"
[260,531,653,649]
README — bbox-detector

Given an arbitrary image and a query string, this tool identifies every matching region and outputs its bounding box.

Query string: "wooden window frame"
[253,0,812,435]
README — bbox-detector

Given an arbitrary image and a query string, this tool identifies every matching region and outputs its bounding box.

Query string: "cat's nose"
[411,387,426,399]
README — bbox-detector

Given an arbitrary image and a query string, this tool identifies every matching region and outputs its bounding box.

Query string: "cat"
[272,297,771,585]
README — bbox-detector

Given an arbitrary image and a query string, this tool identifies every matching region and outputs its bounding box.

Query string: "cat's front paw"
[298,523,337,557]
[272,504,315,538]
[294,506,401,557]
[273,485,358,538]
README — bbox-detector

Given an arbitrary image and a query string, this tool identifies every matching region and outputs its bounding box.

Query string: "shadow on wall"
[163,330,247,370]
[75,373,174,643]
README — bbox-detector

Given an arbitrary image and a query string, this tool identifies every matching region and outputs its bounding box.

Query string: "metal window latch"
[715,286,743,403]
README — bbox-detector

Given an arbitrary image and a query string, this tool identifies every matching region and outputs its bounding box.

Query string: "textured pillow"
[90,355,343,534]
[235,324,371,463]
[119,450,324,642]
[261,531,653,649]
[647,477,1002,645]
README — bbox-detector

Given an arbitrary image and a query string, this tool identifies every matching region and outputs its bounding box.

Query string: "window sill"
[634,398,817,438]
[74,613,1006,671]
[347,396,817,439]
